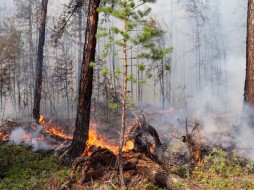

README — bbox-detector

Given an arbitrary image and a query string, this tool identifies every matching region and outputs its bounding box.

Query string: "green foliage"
[128,101,135,108]
[101,51,108,58]
[138,79,146,84]
[127,74,136,82]
[0,145,69,189]
[97,0,173,130]
[137,64,145,71]
[108,102,118,109]
[192,148,254,190]
[115,68,121,75]
[102,67,109,75]
[97,0,173,65]
[96,31,108,38]
[89,61,96,68]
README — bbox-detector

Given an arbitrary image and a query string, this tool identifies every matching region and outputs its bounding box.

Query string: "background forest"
[0,0,246,121]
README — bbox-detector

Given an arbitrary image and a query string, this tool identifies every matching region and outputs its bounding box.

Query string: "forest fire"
[0,132,8,141]
[39,115,73,140]
[39,114,45,124]
[38,115,133,154]
[84,122,134,155]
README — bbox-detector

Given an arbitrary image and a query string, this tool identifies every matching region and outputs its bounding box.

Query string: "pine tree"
[98,0,173,186]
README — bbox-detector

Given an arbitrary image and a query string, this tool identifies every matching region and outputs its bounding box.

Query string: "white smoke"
[9,126,54,152]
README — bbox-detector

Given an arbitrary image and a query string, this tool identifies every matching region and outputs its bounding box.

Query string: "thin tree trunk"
[33,0,48,123]
[67,0,100,158]
[118,0,127,186]
[28,3,34,109]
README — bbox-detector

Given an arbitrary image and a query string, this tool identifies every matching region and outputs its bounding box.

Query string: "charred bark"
[67,0,100,158]
[128,115,163,163]
[33,0,48,123]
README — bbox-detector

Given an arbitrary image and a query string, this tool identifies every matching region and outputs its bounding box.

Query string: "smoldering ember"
[0,0,254,189]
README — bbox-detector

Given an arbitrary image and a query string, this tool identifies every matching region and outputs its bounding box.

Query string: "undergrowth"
[191,148,254,190]
[1,145,254,190]
[0,145,69,190]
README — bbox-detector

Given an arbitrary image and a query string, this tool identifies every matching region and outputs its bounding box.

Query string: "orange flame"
[46,127,73,140]
[39,115,72,140]
[84,122,134,155]
[39,115,45,124]
[39,115,133,155]
[0,132,8,141]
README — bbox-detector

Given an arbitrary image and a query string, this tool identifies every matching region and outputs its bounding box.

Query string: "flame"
[84,122,134,155]
[39,115,72,140]
[46,127,73,140]
[0,132,8,141]
[125,140,134,150]
[39,114,45,124]
[38,115,133,155]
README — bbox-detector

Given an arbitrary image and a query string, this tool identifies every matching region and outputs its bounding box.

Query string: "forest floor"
[0,144,254,190]
[0,105,254,189]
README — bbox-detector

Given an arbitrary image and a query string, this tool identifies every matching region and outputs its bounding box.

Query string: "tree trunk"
[33,0,48,123]
[28,3,34,114]
[243,0,254,127]
[77,7,83,89]
[118,0,128,186]
[245,0,254,104]
[67,0,100,159]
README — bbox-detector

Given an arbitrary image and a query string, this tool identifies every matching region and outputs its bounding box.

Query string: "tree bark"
[67,0,100,158]
[245,0,254,104]
[33,0,48,123]
[243,0,254,127]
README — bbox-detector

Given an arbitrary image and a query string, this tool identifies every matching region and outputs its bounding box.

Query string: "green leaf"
[137,64,145,71]
[115,68,121,74]
[138,79,146,84]
[89,61,96,68]
[102,67,109,75]
[96,31,108,38]
[108,103,118,109]
[128,102,135,108]
[101,51,108,58]
[115,40,124,47]
[127,74,135,81]
[111,26,120,34]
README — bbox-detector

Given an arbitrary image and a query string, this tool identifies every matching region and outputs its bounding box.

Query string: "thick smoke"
[9,126,54,152]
